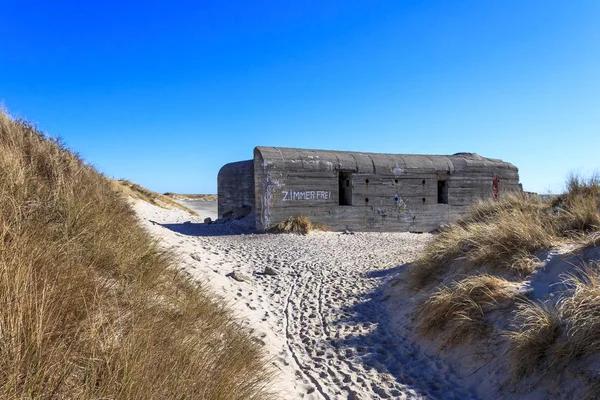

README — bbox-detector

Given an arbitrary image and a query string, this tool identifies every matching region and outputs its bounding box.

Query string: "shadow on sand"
[364,263,406,279]
[327,262,476,399]
[149,220,258,237]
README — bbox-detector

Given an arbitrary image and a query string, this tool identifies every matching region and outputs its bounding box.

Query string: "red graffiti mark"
[493,175,501,200]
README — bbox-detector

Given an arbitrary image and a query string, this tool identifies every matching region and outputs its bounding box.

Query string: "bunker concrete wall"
[253,147,521,232]
[217,160,255,219]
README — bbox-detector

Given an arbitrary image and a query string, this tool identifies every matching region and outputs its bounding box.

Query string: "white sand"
[133,200,479,400]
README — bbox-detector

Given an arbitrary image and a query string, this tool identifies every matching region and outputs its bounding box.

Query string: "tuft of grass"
[459,192,550,227]
[565,173,600,199]
[268,216,330,234]
[407,194,555,288]
[0,111,272,399]
[554,173,600,236]
[408,176,600,289]
[551,265,600,365]
[584,231,600,248]
[508,264,600,383]
[114,179,199,216]
[417,275,517,345]
[312,222,331,232]
[584,381,600,400]
[507,301,561,380]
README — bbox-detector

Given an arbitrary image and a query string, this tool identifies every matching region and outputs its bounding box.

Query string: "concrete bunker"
[218,147,522,232]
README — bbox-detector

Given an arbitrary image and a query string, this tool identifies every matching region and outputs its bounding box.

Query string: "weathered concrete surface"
[217,160,254,219]
[219,147,522,232]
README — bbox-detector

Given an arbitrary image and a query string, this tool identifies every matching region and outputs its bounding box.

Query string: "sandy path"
[134,200,477,400]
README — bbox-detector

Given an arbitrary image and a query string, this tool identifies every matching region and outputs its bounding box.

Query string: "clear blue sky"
[1,1,598,194]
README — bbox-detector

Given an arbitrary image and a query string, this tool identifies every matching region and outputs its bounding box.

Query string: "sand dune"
[133,200,480,399]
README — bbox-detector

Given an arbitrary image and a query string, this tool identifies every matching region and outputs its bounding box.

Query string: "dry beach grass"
[114,178,199,215]
[405,174,600,396]
[509,263,600,378]
[408,176,600,290]
[407,193,556,289]
[0,111,271,399]
[418,275,518,345]
[267,215,330,234]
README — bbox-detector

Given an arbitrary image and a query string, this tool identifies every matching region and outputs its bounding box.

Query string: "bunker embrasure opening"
[438,180,448,204]
[339,171,353,206]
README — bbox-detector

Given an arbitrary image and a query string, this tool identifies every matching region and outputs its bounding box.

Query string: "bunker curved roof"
[217,160,252,179]
[254,146,518,175]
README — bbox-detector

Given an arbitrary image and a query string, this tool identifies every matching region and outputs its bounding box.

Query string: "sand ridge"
[134,200,478,399]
